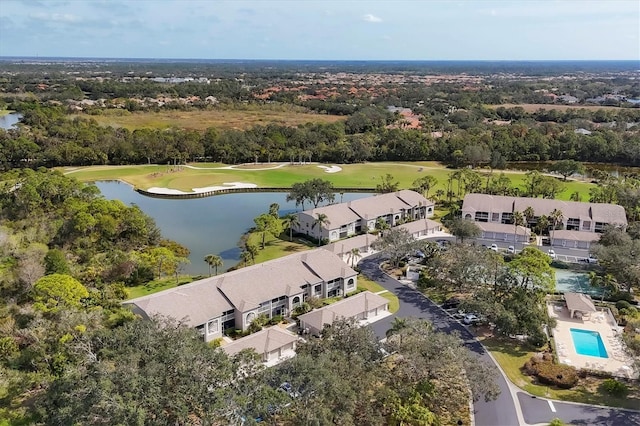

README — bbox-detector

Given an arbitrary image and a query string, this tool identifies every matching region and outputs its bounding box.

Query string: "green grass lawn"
[357,275,399,313]
[64,161,594,201]
[481,337,640,409]
[126,276,195,299]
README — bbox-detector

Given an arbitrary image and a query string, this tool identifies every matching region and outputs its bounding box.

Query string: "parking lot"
[472,238,597,264]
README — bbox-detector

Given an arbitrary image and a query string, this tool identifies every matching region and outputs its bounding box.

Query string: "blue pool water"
[570,328,609,358]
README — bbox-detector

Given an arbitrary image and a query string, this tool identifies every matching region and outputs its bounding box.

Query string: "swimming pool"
[570,328,609,358]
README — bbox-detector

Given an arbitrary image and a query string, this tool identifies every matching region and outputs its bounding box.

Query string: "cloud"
[30,12,81,23]
[363,13,382,23]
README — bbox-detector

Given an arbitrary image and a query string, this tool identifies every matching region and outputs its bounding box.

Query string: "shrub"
[616,300,632,311]
[208,338,223,348]
[536,362,579,389]
[268,315,283,325]
[601,379,628,397]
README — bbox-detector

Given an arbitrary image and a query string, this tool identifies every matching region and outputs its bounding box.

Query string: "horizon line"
[1,56,639,63]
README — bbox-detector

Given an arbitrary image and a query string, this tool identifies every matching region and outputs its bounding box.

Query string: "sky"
[1,0,639,60]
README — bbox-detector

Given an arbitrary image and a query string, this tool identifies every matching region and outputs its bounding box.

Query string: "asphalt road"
[360,255,520,426]
[517,392,640,426]
[359,255,640,426]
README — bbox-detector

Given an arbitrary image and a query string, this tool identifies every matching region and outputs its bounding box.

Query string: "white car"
[588,254,598,264]
[507,246,515,254]
[548,249,557,259]
[490,244,499,252]
[463,314,479,325]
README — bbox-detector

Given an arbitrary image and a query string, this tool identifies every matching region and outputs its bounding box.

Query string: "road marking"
[548,400,556,413]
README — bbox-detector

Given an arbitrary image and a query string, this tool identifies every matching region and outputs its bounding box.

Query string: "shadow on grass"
[482,336,533,358]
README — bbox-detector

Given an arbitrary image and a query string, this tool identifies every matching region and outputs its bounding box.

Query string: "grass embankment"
[71,104,345,131]
[481,337,640,410]
[126,276,196,299]
[65,161,594,201]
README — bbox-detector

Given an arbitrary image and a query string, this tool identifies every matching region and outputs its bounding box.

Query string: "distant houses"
[296,190,435,243]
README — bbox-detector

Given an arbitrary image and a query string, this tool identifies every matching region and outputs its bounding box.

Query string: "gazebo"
[564,292,597,319]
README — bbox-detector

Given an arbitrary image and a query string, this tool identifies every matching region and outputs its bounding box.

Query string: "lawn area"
[64,161,594,201]
[126,276,195,299]
[71,104,345,131]
[481,337,640,409]
[357,275,399,313]
[242,230,315,266]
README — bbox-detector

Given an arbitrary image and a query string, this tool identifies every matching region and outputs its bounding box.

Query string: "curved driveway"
[359,255,640,426]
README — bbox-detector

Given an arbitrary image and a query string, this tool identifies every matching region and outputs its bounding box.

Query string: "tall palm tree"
[589,272,619,302]
[386,317,408,344]
[549,209,564,246]
[523,206,535,228]
[512,211,524,246]
[312,213,330,246]
[348,248,361,268]
[240,250,252,267]
[203,254,223,277]
[282,213,300,242]
[536,215,550,236]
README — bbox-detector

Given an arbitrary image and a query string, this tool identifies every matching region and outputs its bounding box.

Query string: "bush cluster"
[601,379,629,397]
[523,356,579,389]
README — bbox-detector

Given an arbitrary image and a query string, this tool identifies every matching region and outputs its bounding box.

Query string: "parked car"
[588,254,598,264]
[547,249,557,259]
[489,244,499,252]
[507,245,515,254]
[463,314,479,325]
[441,297,461,310]
[278,382,300,399]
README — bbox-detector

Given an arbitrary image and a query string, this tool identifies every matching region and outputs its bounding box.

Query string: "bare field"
[72,107,345,131]
[487,103,629,112]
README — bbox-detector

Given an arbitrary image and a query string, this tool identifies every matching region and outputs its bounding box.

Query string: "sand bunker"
[146,182,258,195]
[317,165,342,173]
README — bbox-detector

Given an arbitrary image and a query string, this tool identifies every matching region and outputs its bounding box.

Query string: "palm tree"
[282,213,300,242]
[386,317,408,344]
[589,272,619,302]
[312,213,330,246]
[536,215,550,236]
[375,217,390,231]
[549,209,564,246]
[513,211,524,247]
[347,248,361,268]
[523,206,535,228]
[203,254,223,277]
[240,250,252,267]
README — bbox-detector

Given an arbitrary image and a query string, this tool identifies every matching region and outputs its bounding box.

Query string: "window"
[582,220,591,230]
[207,320,218,334]
[314,284,322,294]
[347,278,355,289]
[491,213,499,222]
[475,212,489,222]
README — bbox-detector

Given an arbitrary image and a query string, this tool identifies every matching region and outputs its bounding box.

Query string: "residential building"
[298,291,390,336]
[222,326,298,365]
[461,194,627,247]
[297,190,435,243]
[124,249,357,342]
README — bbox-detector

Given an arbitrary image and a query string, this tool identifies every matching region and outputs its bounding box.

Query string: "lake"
[95,181,372,276]
[0,112,22,130]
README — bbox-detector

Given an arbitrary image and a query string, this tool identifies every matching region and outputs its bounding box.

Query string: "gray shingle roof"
[298,291,389,332]
[397,218,441,234]
[124,276,234,328]
[300,190,434,224]
[553,230,601,242]
[222,326,298,357]
[323,234,379,256]
[125,249,356,326]
[564,292,596,313]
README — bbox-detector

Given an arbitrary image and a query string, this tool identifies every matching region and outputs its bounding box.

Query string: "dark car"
[441,298,461,310]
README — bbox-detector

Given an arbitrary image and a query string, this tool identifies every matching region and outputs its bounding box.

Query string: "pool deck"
[548,302,637,379]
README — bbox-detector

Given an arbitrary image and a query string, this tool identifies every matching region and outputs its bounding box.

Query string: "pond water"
[554,268,603,297]
[95,181,372,276]
[0,112,22,130]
